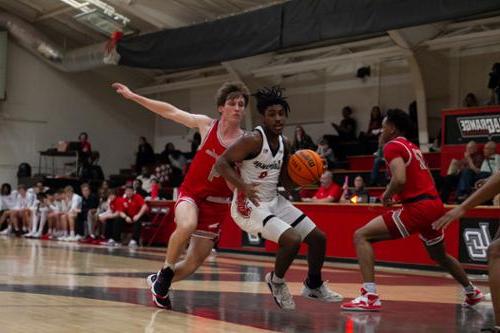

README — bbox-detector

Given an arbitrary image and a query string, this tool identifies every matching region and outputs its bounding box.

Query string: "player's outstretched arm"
[433,171,500,230]
[215,132,261,206]
[112,82,212,132]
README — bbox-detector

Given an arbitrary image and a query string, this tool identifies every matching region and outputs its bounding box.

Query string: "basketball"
[287,149,324,186]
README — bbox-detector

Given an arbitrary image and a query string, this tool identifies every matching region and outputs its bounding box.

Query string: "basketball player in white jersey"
[216,87,343,310]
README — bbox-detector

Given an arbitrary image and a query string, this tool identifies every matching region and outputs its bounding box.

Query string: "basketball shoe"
[301,280,343,302]
[341,288,382,311]
[149,268,174,309]
[464,287,484,307]
[265,272,295,310]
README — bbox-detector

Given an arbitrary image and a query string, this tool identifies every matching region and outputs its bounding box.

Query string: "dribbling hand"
[242,182,260,207]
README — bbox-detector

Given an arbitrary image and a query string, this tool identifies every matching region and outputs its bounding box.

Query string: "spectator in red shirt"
[113,185,148,248]
[303,171,342,203]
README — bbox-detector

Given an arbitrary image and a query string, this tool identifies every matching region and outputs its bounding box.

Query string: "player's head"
[216,81,250,123]
[254,86,290,135]
[381,108,412,144]
[1,183,11,196]
[124,185,134,198]
[81,183,91,197]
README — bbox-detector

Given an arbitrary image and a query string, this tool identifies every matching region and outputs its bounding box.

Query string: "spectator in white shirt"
[136,166,156,194]
[59,186,82,241]
[0,183,16,235]
[9,185,35,234]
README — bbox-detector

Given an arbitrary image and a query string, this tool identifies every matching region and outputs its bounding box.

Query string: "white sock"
[272,272,285,284]
[464,284,475,294]
[363,282,377,293]
[70,231,75,237]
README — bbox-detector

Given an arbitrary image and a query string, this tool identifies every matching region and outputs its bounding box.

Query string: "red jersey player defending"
[112,81,249,308]
[342,109,484,311]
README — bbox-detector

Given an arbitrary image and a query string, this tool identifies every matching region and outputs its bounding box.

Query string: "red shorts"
[175,190,231,241]
[382,198,445,246]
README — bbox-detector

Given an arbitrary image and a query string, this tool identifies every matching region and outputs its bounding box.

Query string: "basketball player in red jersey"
[112,81,249,308]
[342,109,484,311]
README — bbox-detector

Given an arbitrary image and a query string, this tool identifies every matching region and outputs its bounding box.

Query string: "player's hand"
[125,216,133,223]
[381,191,393,207]
[112,82,137,100]
[432,206,465,230]
[241,182,260,206]
[133,214,140,222]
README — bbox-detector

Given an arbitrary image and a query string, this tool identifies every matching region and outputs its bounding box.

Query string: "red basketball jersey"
[180,120,233,199]
[383,136,438,201]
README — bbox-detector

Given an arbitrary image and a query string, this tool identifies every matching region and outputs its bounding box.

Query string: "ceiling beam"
[252,46,406,78]
[35,6,75,22]
[136,74,232,95]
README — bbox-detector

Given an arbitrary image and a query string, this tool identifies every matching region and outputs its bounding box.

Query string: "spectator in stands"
[328,106,357,160]
[46,189,64,239]
[77,132,92,176]
[440,141,482,203]
[0,183,15,235]
[488,63,500,105]
[292,125,316,152]
[463,93,479,107]
[79,183,98,241]
[8,185,35,235]
[340,176,370,204]
[189,132,202,159]
[316,136,335,169]
[59,186,82,241]
[133,179,149,198]
[478,141,500,178]
[99,189,123,244]
[331,106,357,142]
[135,136,155,173]
[25,192,49,238]
[369,135,386,186]
[302,171,342,203]
[160,142,187,174]
[136,166,156,194]
[360,106,383,139]
[455,141,486,202]
[110,185,148,248]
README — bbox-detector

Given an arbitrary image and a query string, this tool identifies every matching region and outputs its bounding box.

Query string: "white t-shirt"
[1,191,17,210]
[480,154,500,173]
[238,126,284,202]
[136,175,155,193]
[14,192,35,210]
[67,193,82,213]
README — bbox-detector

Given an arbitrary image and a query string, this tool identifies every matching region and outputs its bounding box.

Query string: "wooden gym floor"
[0,237,495,333]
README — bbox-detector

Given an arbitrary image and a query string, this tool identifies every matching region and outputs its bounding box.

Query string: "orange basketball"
[287,149,324,186]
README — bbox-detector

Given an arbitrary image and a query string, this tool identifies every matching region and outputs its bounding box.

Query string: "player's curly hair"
[385,108,412,135]
[253,86,290,116]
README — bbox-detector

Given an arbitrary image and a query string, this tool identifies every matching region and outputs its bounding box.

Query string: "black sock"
[306,273,323,289]
[155,267,174,294]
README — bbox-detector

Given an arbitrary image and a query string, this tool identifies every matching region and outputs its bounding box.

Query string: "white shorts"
[231,193,316,243]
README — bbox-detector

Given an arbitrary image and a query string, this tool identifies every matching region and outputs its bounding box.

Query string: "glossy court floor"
[0,238,495,333]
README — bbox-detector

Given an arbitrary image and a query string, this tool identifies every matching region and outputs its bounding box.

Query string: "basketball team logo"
[463,223,491,262]
[459,218,498,264]
[236,191,252,218]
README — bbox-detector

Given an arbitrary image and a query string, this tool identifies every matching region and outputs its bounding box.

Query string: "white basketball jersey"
[239,126,284,202]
